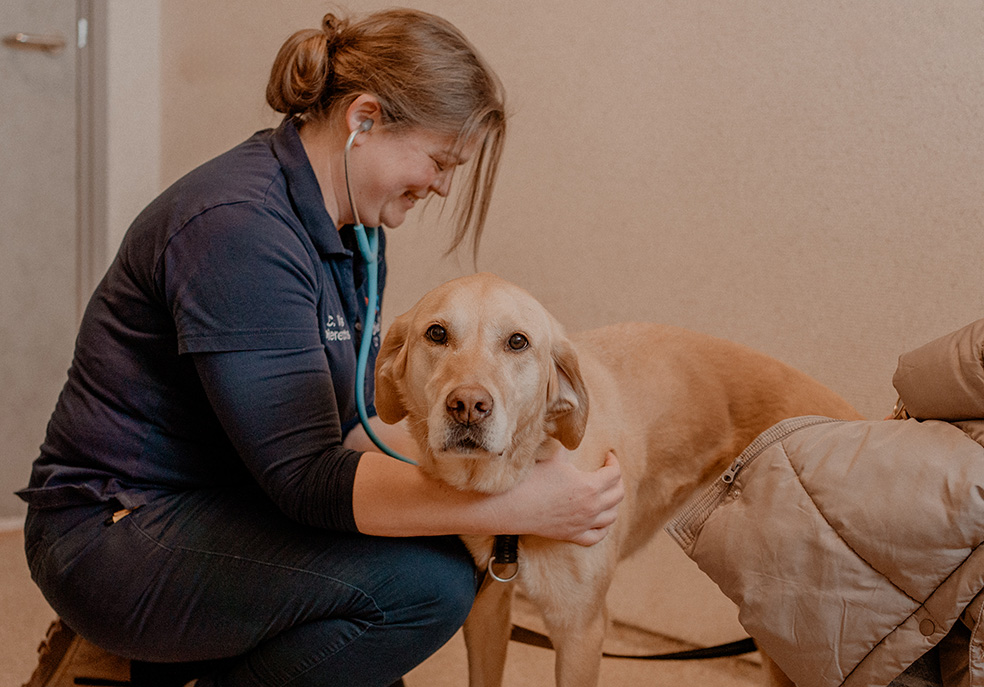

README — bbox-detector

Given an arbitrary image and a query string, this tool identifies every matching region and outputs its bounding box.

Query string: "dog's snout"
[446,385,494,426]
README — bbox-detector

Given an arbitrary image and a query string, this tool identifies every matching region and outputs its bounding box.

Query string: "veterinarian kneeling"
[668,318,984,687]
[16,9,623,687]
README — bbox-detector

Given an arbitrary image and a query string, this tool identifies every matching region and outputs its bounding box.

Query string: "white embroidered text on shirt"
[325,314,352,342]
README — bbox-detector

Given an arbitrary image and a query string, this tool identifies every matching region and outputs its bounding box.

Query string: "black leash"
[491,535,757,661]
[510,624,757,661]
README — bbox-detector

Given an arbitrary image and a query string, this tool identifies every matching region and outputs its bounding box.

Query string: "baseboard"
[0,516,25,533]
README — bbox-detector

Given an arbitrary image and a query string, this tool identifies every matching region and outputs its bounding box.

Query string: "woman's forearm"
[345,419,513,537]
[350,451,510,536]
[350,445,624,545]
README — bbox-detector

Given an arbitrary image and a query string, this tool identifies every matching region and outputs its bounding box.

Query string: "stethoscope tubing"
[346,124,418,465]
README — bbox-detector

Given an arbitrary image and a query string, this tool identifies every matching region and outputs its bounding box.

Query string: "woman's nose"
[430,170,452,197]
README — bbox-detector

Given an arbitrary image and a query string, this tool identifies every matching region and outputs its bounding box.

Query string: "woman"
[19,9,623,687]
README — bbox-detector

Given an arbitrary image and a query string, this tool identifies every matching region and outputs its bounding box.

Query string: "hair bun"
[322,13,348,50]
[265,24,332,116]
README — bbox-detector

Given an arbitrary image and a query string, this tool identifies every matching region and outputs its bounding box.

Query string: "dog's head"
[375,273,589,493]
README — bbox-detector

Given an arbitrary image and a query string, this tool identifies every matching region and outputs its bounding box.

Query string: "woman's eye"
[426,324,448,344]
[507,333,529,351]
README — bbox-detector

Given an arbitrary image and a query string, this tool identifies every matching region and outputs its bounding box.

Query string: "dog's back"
[569,322,863,559]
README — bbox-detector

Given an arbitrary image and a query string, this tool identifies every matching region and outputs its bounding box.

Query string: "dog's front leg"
[542,596,607,687]
[463,579,514,687]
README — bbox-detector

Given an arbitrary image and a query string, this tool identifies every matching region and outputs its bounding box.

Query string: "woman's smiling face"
[350,126,470,229]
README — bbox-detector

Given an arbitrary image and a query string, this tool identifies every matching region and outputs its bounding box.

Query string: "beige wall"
[105,0,162,253]
[106,0,984,647]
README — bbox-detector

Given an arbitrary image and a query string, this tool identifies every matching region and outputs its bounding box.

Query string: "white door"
[0,2,82,523]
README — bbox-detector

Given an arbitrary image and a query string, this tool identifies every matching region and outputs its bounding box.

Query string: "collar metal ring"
[488,556,520,583]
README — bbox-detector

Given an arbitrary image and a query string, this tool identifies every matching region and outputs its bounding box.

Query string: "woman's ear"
[345,94,383,140]
[374,311,411,424]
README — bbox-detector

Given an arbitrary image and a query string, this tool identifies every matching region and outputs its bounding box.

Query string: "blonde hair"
[266,8,507,256]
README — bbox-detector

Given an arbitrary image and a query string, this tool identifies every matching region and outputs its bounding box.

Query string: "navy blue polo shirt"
[18,119,385,532]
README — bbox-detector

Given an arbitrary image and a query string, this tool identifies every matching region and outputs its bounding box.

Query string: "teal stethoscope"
[347,121,519,580]
[345,119,417,465]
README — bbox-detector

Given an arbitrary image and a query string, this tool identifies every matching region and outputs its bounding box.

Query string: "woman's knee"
[385,536,478,632]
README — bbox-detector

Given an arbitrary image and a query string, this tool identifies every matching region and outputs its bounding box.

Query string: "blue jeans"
[24,486,478,686]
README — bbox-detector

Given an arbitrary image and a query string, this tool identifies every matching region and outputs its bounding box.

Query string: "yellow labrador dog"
[375,272,861,687]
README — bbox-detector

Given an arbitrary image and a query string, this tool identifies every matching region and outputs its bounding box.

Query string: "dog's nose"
[446,385,494,426]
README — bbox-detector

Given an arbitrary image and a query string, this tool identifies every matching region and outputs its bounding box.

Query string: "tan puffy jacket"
[667,319,984,687]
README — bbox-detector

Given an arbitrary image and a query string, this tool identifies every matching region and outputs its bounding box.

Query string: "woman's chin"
[379,212,408,229]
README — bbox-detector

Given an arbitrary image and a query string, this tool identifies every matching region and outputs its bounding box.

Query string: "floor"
[407,595,763,687]
[0,528,762,687]
[0,530,56,686]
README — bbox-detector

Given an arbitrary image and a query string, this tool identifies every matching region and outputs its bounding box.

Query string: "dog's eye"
[426,324,448,344]
[507,333,529,351]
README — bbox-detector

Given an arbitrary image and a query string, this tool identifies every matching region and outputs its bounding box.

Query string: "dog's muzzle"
[440,384,496,453]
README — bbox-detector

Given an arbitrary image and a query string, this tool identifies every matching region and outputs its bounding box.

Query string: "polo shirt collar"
[270,117,350,258]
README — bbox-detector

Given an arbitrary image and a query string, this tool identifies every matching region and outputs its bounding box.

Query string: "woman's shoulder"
[125,129,306,251]
[167,129,288,212]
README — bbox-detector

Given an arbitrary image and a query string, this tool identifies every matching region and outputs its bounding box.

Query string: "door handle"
[3,32,67,53]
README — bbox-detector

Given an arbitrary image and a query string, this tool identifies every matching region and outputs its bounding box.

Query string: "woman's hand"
[499,445,624,546]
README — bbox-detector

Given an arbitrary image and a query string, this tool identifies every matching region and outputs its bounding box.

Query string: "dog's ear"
[374,311,412,424]
[545,336,589,450]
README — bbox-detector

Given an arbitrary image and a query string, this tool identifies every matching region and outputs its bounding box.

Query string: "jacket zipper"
[720,416,843,485]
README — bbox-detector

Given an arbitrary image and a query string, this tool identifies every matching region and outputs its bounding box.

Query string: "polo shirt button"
[919,619,935,636]
[355,322,363,332]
